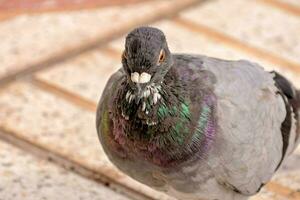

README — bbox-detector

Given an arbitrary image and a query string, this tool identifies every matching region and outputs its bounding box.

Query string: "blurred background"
[0,0,299,199]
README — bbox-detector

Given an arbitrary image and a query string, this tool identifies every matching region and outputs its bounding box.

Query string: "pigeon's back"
[171,54,300,199]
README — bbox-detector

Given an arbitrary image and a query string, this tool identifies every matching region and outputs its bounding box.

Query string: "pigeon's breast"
[104,96,218,171]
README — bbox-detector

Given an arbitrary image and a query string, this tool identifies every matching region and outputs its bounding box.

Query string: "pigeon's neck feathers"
[111,64,217,167]
[119,66,189,123]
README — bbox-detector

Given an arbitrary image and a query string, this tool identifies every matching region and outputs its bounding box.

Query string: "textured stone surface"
[0,82,173,200]
[181,0,300,64]
[0,0,177,79]
[0,140,130,200]
[36,49,120,102]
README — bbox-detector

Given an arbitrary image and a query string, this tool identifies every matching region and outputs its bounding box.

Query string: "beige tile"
[181,0,300,64]
[274,171,300,191]
[0,0,181,79]
[36,49,120,103]
[251,188,288,200]
[273,153,300,191]
[0,82,174,200]
[0,140,129,200]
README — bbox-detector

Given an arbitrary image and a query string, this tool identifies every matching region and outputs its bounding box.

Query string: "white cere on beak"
[130,72,152,84]
[139,72,151,84]
[131,72,140,83]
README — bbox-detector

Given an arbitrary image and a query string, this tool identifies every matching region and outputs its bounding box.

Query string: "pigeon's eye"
[158,49,165,64]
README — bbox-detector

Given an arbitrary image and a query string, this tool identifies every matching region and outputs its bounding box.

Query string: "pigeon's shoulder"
[172,54,217,88]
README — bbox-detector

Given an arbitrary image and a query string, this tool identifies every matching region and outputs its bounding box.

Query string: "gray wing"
[200,57,298,195]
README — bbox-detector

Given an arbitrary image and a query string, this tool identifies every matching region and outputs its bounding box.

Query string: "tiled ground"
[0,140,130,200]
[0,0,300,200]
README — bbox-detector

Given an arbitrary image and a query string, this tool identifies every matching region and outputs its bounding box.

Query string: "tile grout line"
[30,46,123,113]
[101,46,123,59]
[0,0,204,88]
[0,14,15,21]
[257,0,300,17]
[173,17,300,75]
[0,126,155,200]
[31,77,97,112]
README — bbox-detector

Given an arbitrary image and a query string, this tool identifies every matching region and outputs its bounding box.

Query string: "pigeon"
[96,26,300,200]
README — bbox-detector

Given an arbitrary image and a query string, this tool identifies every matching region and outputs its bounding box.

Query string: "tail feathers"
[272,71,300,154]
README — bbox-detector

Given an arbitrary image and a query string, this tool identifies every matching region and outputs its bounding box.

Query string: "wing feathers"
[272,71,299,168]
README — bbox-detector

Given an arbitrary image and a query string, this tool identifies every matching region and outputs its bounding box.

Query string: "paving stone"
[274,170,300,192]
[0,0,180,79]
[0,82,174,200]
[181,0,300,64]
[0,140,130,200]
[36,49,121,103]
[251,188,288,200]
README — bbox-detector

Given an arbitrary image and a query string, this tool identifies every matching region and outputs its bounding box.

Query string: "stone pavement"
[0,0,300,199]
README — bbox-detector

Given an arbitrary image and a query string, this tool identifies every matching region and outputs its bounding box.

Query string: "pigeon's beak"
[130,72,152,84]
[130,72,152,103]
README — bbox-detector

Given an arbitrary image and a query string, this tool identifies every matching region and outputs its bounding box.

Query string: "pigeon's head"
[122,26,173,98]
